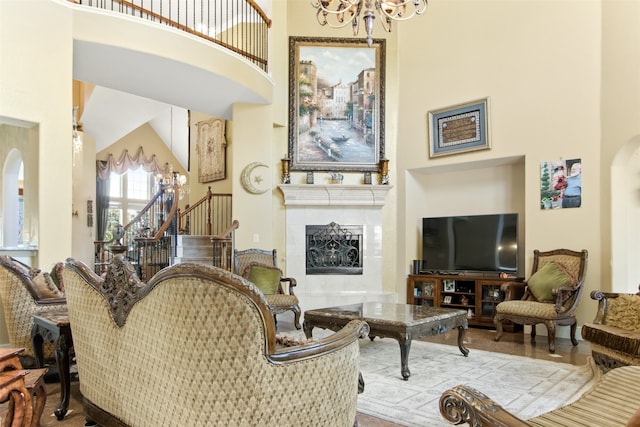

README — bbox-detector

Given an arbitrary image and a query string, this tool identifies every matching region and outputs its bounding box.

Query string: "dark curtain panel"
[96,161,110,241]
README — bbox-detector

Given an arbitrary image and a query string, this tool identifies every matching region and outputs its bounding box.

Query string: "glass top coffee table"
[303,302,469,380]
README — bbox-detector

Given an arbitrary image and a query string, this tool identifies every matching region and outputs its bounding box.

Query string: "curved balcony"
[66,0,273,119]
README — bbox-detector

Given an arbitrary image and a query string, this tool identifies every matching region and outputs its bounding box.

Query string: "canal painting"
[288,37,385,172]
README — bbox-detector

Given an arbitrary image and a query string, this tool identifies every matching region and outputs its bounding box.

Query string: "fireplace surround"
[279,185,394,311]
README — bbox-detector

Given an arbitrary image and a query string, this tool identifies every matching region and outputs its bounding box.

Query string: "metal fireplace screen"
[306,222,363,275]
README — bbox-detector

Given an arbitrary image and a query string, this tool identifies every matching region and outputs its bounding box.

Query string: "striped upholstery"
[529,366,640,426]
[63,257,366,427]
[440,365,640,426]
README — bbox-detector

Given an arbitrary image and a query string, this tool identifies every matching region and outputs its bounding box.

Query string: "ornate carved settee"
[62,256,369,427]
[440,364,640,426]
[581,288,640,371]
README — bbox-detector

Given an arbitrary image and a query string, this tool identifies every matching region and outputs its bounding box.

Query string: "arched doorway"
[611,135,640,292]
[2,148,23,247]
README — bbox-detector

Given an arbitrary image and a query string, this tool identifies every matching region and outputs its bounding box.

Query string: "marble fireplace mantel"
[278,184,395,311]
[278,184,393,206]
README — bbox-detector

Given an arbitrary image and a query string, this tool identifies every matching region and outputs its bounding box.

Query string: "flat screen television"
[422,213,518,275]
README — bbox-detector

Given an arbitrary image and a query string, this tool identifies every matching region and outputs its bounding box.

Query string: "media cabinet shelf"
[407,274,523,330]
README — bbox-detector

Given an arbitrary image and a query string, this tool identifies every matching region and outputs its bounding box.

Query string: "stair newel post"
[206,186,213,236]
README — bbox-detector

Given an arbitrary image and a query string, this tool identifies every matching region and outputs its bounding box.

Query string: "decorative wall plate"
[240,162,269,194]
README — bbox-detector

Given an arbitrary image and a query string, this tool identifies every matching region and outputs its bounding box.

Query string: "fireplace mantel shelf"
[278,184,393,207]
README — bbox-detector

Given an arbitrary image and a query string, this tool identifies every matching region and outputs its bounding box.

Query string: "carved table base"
[304,302,469,380]
[31,309,73,420]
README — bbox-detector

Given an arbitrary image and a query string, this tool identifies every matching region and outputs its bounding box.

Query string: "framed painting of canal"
[288,37,385,172]
[428,98,491,158]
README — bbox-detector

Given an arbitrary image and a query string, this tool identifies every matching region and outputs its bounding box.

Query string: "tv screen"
[422,213,518,274]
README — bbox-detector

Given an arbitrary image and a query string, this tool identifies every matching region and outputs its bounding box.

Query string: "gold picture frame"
[288,36,386,172]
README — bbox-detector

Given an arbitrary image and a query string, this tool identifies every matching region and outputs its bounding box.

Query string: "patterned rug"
[357,338,599,427]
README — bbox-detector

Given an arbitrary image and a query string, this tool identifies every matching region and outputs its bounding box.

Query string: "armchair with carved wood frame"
[0,256,67,367]
[233,248,301,329]
[494,248,588,353]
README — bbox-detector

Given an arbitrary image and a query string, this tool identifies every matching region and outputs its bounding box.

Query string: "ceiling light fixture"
[311,0,428,47]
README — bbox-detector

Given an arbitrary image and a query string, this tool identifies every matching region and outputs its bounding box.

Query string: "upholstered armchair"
[0,256,66,366]
[494,249,588,353]
[63,256,368,427]
[234,248,301,329]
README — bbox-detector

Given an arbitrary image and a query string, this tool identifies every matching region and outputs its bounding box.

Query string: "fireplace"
[278,185,394,310]
[306,222,363,275]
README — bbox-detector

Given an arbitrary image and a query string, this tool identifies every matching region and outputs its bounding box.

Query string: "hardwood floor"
[7,321,591,427]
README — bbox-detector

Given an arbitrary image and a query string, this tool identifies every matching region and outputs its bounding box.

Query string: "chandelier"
[157,169,189,200]
[311,0,428,47]
[72,106,82,157]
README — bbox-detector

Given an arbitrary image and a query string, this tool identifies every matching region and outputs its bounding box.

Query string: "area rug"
[357,338,598,427]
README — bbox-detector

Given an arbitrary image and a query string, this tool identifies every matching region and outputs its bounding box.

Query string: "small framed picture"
[306,171,314,184]
[443,280,456,292]
[443,296,453,304]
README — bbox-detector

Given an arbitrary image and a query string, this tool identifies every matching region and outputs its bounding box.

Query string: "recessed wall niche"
[407,156,526,276]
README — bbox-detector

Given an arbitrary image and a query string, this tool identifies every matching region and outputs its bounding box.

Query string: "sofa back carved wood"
[63,256,368,427]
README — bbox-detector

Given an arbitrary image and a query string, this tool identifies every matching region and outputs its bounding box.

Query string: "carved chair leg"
[494,317,504,341]
[545,320,557,353]
[530,324,537,343]
[570,321,579,346]
[292,305,302,330]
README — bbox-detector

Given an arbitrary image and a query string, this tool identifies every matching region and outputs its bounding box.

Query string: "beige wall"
[395,1,602,331]
[0,1,74,268]
[0,1,74,343]
[601,0,640,292]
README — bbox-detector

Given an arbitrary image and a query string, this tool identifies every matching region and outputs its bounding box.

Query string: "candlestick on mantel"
[281,157,291,184]
[379,158,389,185]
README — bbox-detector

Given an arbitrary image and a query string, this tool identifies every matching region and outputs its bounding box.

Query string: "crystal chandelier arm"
[311,0,362,30]
[376,0,429,23]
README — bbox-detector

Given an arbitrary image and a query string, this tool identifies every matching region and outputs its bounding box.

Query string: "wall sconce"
[281,156,291,184]
[379,158,389,185]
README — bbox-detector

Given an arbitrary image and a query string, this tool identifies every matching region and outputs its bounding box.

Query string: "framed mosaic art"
[428,98,491,158]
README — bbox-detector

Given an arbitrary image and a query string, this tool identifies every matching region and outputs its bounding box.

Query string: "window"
[106,168,155,241]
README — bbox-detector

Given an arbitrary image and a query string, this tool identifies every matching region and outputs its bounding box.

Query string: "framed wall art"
[197,117,227,183]
[288,36,385,172]
[428,97,491,158]
[540,158,582,209]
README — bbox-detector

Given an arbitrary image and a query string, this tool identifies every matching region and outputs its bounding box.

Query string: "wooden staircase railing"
[94,180,233,277]
[212,220,240,272]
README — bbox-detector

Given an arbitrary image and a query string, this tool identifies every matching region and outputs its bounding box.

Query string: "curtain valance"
[96,146,171,180]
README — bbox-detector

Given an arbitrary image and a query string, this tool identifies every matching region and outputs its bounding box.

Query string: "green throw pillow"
[248,265,281,295]
[527,261,573,302]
